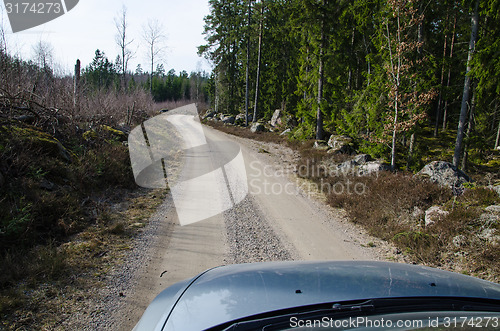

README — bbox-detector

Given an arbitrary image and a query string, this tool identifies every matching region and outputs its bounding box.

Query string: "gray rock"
[222,116,235,124]
[270,109,282,127]
[485,205,500,214]
[358,161,390,176]
[417,161,470,189]
[488,185,500,197]
[353,154,373,164]
[327,135,353,154]
[424,205,449,227]
[412,206,424,220]
[250,123,265,133]
[204,111,216,119]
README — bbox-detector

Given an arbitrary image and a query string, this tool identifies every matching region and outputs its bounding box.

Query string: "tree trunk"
[245,1,252,127]
[442,12,457,131]
[407,132,415,169]
[461,89,476,171]
[253,5,263,123]
[434,30,448,137]
[453,0,479,168]
[73,59,80,110]
[495,101,500,149]
[316,11,325,140]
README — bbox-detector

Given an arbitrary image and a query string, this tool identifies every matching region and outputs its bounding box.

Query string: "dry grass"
[0,188,167,329]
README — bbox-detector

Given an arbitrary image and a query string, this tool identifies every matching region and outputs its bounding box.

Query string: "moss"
[101,125,127,141]
[1,125,72,162]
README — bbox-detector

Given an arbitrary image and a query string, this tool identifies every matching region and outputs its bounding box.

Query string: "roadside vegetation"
[0,28,209,328]
[201,0,500,281]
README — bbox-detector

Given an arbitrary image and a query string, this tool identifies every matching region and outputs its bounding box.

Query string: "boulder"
[3,126,72,162]
[358,161,390,176]
[313,140,329,151]
[488,185,500,197]
[250,123,265,133]
[327,135,353,154]
[424,205,449,227]
[101,125,128,142]
[204,111,216,119]
[270,109,282,127]
[222,116,235,125]
[353,154,373,164]
[417,161,470,189]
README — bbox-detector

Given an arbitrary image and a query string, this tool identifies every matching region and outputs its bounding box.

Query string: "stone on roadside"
[327,135,353,154]
[250,122,265,133]
[417,161,470,189]
[424,205,449,227]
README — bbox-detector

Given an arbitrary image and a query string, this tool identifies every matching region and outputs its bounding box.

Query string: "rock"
[313,140,329,151]
[479,228,500,246]
[159,108,169,113]
[412,206,424,220]
[250,123,265,133]
[327,135,353,154]
[488,185,500,197]
[270,109,282,127]
[485,205,500,214]
[203,111,216,119]
[280,129,291,136]
[101,125,128,142]
[424,206,449,227]
[353,154,373,164]
[222,116,235,124]
[452,235,467,248]
[417,161,471,189]
[5,126,73,162]
[358,161,390,176]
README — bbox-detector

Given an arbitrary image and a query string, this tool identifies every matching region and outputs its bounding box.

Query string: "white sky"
[1,0,212,75]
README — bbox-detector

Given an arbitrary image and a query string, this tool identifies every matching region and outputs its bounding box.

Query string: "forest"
[199,0,500,172]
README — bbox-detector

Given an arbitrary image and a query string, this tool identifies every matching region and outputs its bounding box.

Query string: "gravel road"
[71,104,404,330]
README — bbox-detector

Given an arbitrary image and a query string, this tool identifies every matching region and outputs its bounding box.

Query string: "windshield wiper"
[214,297,500,331]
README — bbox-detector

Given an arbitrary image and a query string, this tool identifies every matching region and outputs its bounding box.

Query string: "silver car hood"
[133,260,500,331]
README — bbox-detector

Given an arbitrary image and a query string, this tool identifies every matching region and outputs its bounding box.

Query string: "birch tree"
[142,18,166,94]
[114,5,134,90]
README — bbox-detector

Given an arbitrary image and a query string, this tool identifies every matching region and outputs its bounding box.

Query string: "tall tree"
[453,0,479,168]
[114,5,134,90]
[142,19,166,94]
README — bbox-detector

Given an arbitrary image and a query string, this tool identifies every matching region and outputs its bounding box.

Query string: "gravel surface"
[223,195,297,264]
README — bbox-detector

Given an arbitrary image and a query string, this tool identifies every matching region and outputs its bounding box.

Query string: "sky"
[1,0,212,75]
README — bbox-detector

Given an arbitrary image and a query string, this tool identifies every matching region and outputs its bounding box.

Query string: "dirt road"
[114,104,394,330]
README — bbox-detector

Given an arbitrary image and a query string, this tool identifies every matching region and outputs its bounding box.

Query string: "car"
[133,260,500,330]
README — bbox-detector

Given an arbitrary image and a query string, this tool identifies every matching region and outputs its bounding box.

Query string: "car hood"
[133,260,500,331]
